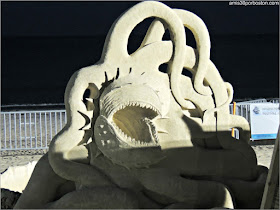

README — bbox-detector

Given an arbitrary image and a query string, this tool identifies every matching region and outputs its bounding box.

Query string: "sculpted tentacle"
[173,9,212,96]
[101,1,186,64]
[48,67,118,187]
[48,0,185,187]
[137,10,252,153]
[139,9,213,108]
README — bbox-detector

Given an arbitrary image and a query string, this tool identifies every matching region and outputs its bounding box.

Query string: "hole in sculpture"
[230,128,240,140]
[127,17,155,55]
[82,89,92,110]
[182,68,193,79]
[162,24,197,48]
[83,84,99,111]
[162,29,171,41]
[159,63,168,73]
[184,27,197,49]
[83,89,91,103]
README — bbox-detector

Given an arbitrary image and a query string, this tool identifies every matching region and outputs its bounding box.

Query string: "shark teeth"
[111,117,159,148]
[110,101,161,118]
[108,101,161,147]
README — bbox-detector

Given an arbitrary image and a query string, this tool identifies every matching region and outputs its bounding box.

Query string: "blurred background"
[1,1,279,107]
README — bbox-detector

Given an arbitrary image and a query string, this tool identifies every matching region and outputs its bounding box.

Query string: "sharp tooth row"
[108,101,161,147]
[111,121,158,147]
[137,102,160,114]
[111,101,160,117]
[144,118,159,144]
[111,122,138,145]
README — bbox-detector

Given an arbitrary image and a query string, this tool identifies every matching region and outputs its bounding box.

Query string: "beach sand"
[0,150,47,173]
[251,144,276,169]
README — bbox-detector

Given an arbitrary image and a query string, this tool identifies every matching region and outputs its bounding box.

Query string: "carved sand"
[14,1,268,209]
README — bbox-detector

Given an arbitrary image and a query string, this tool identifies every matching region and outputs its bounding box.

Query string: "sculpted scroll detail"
[15,1,267,209]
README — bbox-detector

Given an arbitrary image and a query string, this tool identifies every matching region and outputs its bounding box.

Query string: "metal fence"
[1,99,279,151]
[229,99,279,124]
[229,99,279,140]
[1,110,66,150]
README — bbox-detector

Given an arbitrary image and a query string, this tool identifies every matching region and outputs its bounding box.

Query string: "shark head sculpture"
[93,69,173,167]
[48,1,251,170]
[16,2,266,209]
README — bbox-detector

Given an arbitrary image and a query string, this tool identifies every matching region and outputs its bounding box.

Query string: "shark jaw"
[111,101,161,147]
[98,82,164,148]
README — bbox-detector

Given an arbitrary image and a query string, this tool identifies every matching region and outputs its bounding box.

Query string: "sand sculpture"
[1,188,21,209]
[1,161,38,193]
[14,1,268,209]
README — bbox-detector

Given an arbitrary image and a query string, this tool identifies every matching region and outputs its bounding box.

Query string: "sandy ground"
[0,150,47,173]
[0,143,276,174]
[251,144,276,169]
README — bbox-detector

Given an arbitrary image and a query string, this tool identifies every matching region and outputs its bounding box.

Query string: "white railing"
[1,110,66,150]
[1,99,279,151]
[229,98,279,123]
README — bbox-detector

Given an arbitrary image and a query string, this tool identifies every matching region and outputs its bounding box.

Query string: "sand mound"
[0,161,37,193]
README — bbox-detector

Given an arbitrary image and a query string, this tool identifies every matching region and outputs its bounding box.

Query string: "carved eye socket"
[82,89,92,110]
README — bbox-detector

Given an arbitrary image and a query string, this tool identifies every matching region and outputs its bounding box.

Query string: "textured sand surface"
[251,144,275,169]
[0,143,275,174]
[0,150,47,173]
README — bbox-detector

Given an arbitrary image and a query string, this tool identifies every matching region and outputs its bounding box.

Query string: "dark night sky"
[1,1,279,36]
[1,1,279,107]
